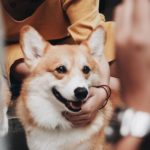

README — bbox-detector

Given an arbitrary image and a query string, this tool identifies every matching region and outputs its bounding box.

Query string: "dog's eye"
[56,66,67,73]
[82,66,91,74]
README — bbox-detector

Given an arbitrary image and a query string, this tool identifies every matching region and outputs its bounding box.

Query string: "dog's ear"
[84,26,105,57]
[20,25,47,68]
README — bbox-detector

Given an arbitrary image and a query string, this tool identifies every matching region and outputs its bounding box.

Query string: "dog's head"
[20,25,109,113]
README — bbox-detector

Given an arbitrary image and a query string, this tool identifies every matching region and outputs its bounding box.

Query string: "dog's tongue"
[70,101,82,109]
[66,101,83,112]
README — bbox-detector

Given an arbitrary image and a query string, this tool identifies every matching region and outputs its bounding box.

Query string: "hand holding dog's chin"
[63,87,107,128]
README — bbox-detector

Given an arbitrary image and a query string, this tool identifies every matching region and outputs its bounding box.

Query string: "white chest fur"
[19,75,110,150]
[26,111,104,150]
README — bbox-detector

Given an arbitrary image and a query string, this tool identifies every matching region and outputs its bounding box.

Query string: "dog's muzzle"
[52,87,86,112]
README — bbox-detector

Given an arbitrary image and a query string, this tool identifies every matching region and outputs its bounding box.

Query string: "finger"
[72,120,91,128]
[69,119,89,125]
[131,0,150,47]
[114,5,123,33]
[116,0,134,44]
[122,0,134,30]
[65,113,91,122]
[132,0,150,42]
[133,0,150,28]
[66,116,91,126]
[64,110,90,118]
[68,114,97,125]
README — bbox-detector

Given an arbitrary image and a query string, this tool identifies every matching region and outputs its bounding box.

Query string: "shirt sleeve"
[62,0,115,62]
[62,0,105,43]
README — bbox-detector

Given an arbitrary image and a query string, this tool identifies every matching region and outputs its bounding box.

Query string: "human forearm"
[115,0,150,113]
[63,0,104,43]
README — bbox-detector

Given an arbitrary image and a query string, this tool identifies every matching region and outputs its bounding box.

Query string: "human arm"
[62,0,116,62]
[62,0,105,43]
[115,0,150,113]
[114,0,150,149]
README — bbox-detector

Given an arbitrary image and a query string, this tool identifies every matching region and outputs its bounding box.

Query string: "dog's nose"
[74,87,88,101]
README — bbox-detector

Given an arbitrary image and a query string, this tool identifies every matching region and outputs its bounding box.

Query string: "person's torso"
[1,0,70,43]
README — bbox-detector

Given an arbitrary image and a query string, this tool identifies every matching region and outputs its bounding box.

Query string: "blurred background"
[99,0,121,20]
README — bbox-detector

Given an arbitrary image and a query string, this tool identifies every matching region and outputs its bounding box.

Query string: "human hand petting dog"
[63,86,109,127]
[62,50,111,127]
[63,88,109,127]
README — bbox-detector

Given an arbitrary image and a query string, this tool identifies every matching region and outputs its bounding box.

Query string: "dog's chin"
[52,87,83,112]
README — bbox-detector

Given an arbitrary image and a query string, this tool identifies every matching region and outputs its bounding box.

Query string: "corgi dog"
[17,25,112,150]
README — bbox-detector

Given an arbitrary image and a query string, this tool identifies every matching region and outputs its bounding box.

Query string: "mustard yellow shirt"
[2,0,115,77]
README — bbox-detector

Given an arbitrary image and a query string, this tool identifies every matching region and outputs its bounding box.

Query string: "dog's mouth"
[52,87,83,112]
